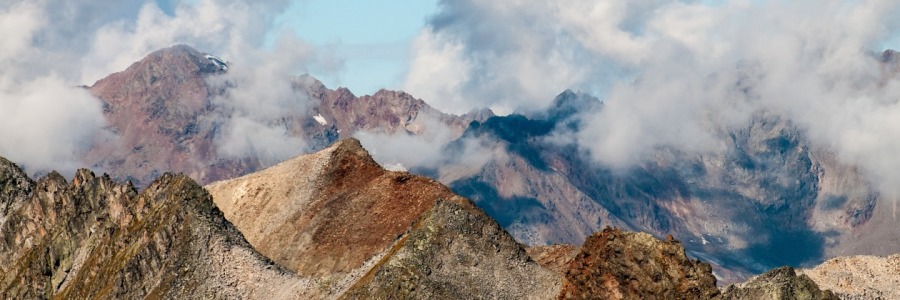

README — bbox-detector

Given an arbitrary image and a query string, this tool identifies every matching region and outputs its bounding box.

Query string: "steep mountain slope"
[0,158,311,299]
[85,45,490,187]
[86,44,230,186]
[435,90,887,283]
[205,138,561,298]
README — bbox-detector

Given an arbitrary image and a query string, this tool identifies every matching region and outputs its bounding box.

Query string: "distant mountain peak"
[547,89,601,120]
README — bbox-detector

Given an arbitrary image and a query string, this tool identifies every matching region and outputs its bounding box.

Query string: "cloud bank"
[0,1,121,175]
[405,0,900,197]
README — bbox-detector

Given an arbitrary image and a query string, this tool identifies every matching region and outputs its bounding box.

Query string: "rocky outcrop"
[557,227,720,300]
[720,267,838,300]
[0,158,312,299]
[800,254,900,300]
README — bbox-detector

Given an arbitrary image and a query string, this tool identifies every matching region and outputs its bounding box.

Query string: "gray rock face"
[800,253,900,300]
[343,200,561,299]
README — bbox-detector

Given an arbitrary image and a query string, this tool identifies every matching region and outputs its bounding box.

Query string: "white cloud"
[408,0,900,197]
[0,76,108,175]
[0,1,113,176]
[207,33,321,165]
[354,113,497,175]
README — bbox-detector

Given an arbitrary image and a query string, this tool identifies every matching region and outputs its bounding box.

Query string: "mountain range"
[1,138,845,299]
[2,44,899,298]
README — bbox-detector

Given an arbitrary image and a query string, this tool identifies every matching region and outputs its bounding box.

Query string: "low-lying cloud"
[354,114,498,180]
[0,1,119,176]
[208,34,330,166]
[406,0,900,197]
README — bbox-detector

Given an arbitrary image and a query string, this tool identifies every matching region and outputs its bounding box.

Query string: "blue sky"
[276,0,438,95]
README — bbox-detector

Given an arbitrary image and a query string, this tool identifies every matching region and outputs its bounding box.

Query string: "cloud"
[355,114,458,170]
[407,0,900,197]
[208,33,328,166]
[0,0,336,176]
[354,114,497,178]
[0,1,114,176]
[0,77,108,175]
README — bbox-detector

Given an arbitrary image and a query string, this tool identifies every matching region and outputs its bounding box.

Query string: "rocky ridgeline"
[85,45,490,188]
[0,161,309,298]
[1,139,854,299]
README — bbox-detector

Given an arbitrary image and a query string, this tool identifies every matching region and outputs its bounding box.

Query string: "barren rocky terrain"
[801,254,900,300]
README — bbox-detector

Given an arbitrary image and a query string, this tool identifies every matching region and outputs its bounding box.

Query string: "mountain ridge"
[0,137,855,299]
[84,44,491,188]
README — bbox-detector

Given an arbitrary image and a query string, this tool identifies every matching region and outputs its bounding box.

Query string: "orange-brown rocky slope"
[205,138,561,298]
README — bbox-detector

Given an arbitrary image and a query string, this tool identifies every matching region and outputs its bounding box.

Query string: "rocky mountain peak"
[559,227,721,299]
[205,138,560,298]
[545,89,601,121]
[89,44,220,113]
[881,49,900,74]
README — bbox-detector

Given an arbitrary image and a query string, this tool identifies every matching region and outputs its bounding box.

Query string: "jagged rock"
[557,227,720,300]
[0,160,310,299]
[0,157,33,224]
[720,267,838,300]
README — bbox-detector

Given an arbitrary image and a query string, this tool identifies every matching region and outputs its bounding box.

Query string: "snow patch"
[205,54,228,71]
[313,114,328,125]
